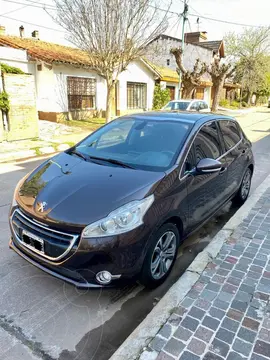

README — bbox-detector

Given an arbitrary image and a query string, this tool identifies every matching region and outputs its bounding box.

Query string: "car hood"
[16,152,165,229]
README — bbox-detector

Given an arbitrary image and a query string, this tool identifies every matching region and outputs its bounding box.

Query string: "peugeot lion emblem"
[37,201,47,213]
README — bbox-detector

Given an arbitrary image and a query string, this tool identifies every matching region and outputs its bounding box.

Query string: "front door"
[167,86,176,101]
[218,119,247,196]
[183,121,228,232]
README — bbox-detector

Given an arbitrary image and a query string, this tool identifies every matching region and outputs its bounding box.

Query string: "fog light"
[96,271,112,285]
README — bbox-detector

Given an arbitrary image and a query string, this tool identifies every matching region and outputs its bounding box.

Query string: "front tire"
[233,167,252,205]
[139,223,179,289]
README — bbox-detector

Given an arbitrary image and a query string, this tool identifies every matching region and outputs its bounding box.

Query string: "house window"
[127,82,147,109]
[67,76,96,110]
[167,59,170,66]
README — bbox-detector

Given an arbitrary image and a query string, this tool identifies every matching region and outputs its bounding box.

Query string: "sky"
[0,0,269,46]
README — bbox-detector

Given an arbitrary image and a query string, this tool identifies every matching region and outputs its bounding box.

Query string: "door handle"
[219,167,227,174]
[241,149,246,155]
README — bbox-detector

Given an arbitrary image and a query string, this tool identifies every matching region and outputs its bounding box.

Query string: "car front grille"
[10,208,79,261]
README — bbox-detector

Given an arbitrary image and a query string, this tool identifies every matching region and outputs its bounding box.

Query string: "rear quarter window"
[219,120,242,151]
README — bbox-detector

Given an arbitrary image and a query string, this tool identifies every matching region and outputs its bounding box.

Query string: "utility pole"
[178,0,188,99]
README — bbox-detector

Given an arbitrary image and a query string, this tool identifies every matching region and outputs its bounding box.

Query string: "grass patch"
[65,141,76,148]
[62,118,106,131]
[32,147,42,156]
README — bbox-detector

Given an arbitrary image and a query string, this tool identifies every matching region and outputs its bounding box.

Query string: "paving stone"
[187,338,206,356]
[210,338,230,358]
[194,326,214,343]
[257,284,270,294]
[203,352,223,360]
[225,256,238,264]
[156,351,174,360]
[213,299,229,310]
[254,340,270,358]
[235,291,252,303]
[194,299,211,310]
[259,328,270,342]
[212,275,226,284]
[149,336,167,352]
[248,271,261,280]
[201,290,218,301]
[163,338,185,357]
[179,351,200,360]
[235,264,249,272]
[231,300,248,313]
[227,309,244,322]
[243,277,258,287]
[220,262,234,270]
[181,298,195,308]
[260,277,270,286]
[221,317,240,332]
[233,338,253,356]
[206,282,221,292]
[247,306,264,320]
[227,277,242,287]
[189,290,201,299]
[253,259,266,267]
[242,317,260,331]
[200,275,212,284]
[227,351,247,360]
[251,353,269,360]
[254,292,269,302]
[189,306,206,320]
[217,291,232,303]
[217,269,230,277]
[168,314,182,327]
[240,283,255,294]
[216,327,235,344]
[173,306,187,317]
[250,265,264,273]
[209,307,225,320]
[159,324,172,339]
[181,316,199,332]
[244,252,256,259]
[231,270,246,279]
[202,316,220,331]
[237,327,257,343]
[174,326,192,342]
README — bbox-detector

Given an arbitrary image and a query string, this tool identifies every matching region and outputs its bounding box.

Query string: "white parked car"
[162,99,211,112]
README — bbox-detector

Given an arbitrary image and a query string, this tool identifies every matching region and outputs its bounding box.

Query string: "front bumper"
[9,207,151,287]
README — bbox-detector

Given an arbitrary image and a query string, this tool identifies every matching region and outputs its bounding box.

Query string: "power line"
[2,0,55,10]
[0,0,43,17]
[188,13,265,28]
[0,14,66,32]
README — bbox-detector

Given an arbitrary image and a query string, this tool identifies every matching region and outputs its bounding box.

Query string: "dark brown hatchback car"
[9,112,254,288]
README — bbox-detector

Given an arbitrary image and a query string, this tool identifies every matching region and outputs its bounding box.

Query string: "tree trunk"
[105,79,114,123]
[182,82,195,99]
[211,76,226,112]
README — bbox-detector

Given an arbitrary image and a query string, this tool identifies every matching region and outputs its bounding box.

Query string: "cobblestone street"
[141,187,270,360]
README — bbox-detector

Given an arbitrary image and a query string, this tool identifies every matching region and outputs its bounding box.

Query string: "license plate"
[22,230,44,253]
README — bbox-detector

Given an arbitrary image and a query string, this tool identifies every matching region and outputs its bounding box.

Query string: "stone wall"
[2,73,38,141]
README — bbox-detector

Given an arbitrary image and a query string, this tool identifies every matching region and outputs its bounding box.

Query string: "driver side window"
[184,122,221,174]
[190,102,198,111]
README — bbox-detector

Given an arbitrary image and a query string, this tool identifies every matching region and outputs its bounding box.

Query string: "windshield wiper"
[88,155,135,169]
[69,149,88,161]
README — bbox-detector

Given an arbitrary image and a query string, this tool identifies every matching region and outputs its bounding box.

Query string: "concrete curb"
[110,173,270,360]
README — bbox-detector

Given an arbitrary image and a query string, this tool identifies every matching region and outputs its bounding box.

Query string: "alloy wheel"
[241,169,251,200]
[150,231,177,280]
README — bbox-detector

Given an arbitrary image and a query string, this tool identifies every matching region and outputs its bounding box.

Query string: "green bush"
[0,62,25,74]
[241,101,248,107]
[231,100,239,108]
[153,85,171,110]
[219,99,229,107]
[0,91,10,112]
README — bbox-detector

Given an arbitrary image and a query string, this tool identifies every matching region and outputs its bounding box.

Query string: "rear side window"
[194,122,221,162]
[219,120,241,151]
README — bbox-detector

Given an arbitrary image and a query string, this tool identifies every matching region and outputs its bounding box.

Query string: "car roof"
[168,99,206,103]
[119,111,235,125]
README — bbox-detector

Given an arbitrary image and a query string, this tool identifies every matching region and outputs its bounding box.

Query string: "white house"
[0,29,156,121]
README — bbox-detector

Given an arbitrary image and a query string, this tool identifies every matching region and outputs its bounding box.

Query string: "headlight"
[82,195,154,238]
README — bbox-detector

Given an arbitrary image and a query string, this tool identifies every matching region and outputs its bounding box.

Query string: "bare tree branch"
[52,0,172,121]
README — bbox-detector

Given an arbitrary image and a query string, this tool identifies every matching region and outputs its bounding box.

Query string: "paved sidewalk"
[140,187,270,360]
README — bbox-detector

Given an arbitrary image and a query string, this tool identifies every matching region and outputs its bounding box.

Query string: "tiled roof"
[143,59,212,86]
[191,40,225,57]
[0,35,94,66]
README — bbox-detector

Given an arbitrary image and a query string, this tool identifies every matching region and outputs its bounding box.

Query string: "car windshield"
[164,101,191,111]
[70,118,192,172]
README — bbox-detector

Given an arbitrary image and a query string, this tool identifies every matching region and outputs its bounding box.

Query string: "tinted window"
[194,122,221,162]
[190,102,199,111]
[74,119,192,171]
[201,102,208,110]
[219,120,241,151]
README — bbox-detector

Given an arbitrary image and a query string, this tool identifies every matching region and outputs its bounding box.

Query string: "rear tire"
[233,167,252,205]
[139,223,179,289]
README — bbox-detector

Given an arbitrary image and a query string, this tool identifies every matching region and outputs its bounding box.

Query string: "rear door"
[182,121,228,232]
[218,120,247,196]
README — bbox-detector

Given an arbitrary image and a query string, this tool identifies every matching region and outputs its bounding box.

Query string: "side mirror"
[196,158,222,174]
